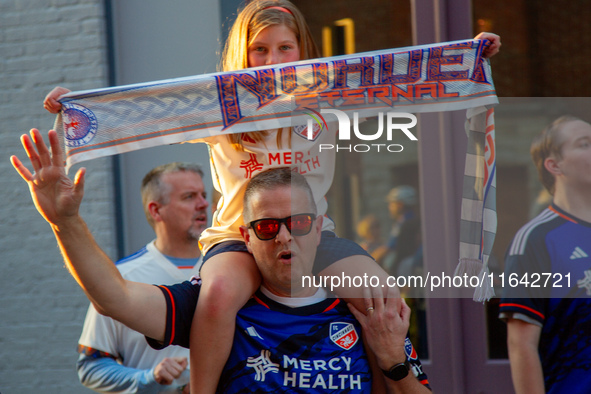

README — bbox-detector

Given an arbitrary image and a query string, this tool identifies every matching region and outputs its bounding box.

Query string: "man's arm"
[506,318,544,394]
[11,129,166,340]
[77,355,189,393]
[77,304,189,393]
[349,286,431,393]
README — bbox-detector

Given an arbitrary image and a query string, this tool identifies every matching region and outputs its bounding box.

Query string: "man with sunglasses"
[12,130,430,392]
[147,168,430,393]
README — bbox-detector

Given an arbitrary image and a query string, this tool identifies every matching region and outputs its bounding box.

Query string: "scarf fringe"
[454,258,495,302]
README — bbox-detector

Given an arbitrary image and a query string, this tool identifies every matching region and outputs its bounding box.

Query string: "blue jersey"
[499,204,591,393]
[148,280,430,393]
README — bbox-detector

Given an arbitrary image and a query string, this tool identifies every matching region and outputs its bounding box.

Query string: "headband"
[263,6,294,16]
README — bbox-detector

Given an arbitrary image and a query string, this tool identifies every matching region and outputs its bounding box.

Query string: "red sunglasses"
[247,213,316,240]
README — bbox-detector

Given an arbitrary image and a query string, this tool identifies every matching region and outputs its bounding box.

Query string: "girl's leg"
[189,251,261,393]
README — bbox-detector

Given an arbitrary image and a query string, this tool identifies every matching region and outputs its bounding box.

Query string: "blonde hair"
[220,0,320,150]
[530,115,581,195]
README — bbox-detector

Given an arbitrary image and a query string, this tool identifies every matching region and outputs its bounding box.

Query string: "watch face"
[384,360,410,381]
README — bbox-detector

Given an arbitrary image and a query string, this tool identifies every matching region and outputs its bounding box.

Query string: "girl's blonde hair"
[220,0,320,150]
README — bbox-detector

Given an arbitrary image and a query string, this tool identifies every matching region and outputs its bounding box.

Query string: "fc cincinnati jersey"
[189,123,336,254]
[499,204,591,393]
[148,280,430,393]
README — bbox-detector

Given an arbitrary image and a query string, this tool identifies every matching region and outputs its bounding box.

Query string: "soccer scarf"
[54,39,498,301]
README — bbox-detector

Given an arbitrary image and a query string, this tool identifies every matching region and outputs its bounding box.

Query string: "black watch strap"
[381,359,411,381]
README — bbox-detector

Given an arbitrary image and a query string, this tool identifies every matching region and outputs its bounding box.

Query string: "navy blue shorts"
[202,231,372,274]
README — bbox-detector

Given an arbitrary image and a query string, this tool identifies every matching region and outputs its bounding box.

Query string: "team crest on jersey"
[292,107,327,141]
[293,122,322,141]
[404,337,418,360]
[62,103,98,147]
[330,322,359,350]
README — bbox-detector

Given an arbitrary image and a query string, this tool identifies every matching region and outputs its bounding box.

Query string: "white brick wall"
[0,1,114,392]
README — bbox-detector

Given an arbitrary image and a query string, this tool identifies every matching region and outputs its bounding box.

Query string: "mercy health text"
[302,272,573,293]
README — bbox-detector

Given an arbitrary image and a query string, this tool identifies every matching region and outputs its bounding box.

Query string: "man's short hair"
[141,162,204,227]
[530,115,581,195]
[243,168,316,223]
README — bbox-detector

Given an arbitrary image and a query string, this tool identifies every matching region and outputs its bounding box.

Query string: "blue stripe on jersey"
[115,246,149,266]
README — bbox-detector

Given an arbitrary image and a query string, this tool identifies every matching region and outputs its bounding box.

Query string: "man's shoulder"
[507,207,564,257]
[115,245,150,265]
[114,245,154,277]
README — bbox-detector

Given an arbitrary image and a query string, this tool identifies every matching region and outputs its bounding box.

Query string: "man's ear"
[147,201,162,222]
[315,215,323,246]
[239,225,253,253]
[544,156,562,176]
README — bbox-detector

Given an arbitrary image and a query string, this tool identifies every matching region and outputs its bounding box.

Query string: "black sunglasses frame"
[247,213,317,240]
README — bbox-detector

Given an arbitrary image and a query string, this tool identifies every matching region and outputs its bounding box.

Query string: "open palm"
[11,129,85,225]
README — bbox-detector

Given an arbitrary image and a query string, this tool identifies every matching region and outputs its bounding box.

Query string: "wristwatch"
[381,359,411,381]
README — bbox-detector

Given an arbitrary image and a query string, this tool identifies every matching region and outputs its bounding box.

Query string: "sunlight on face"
[248,24,300,68]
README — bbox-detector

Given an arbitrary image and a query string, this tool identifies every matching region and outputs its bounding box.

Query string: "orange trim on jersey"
[253,295,271,309]
[548,205,578,224]
[77,344,117,360]
[322,299,340,312]
[420,379,430,386]
[159,286,176,345]
[499,303,545,320]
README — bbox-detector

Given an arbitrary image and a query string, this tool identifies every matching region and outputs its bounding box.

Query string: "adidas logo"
[246,326,264,340]
[570,246,589,260]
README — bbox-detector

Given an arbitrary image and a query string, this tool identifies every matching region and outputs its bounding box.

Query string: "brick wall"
[0,1,114,392]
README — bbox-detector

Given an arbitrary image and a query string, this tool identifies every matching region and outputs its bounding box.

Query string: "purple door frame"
[412,0,513,392]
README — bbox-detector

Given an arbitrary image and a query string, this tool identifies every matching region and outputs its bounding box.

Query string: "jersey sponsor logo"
[240,153,264,178]
[570,246,589,260]
[246,349,279,382]
[330,322,359,350]
[282,355,363,390]
[62,103,98,147]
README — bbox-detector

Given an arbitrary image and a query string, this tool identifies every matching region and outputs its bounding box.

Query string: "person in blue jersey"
[11,132,430,393]
[499,116,591,394]
[77,162,209,393]
[147,168,431,393]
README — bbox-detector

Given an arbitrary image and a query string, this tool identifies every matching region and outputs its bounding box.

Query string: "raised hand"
[474,32,501,58]
[11,128,85,226]
[43,86,71,114]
